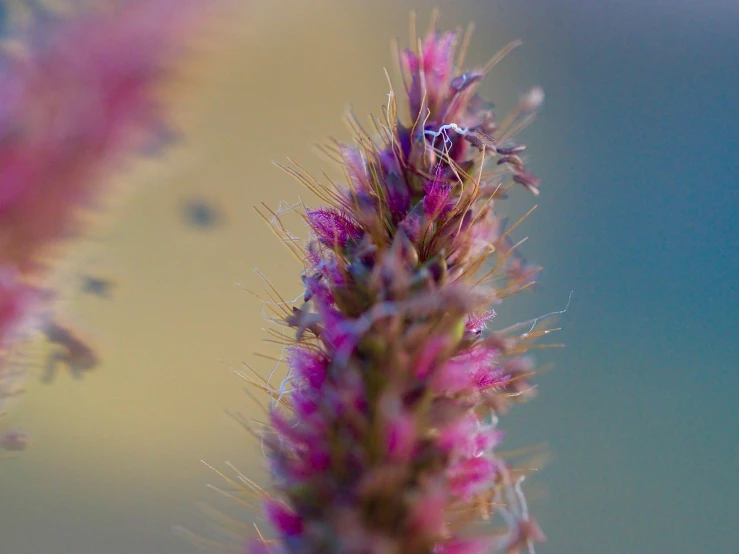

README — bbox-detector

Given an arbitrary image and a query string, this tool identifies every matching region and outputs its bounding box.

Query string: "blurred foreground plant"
[197,11,562,554]
[0,0,214,448]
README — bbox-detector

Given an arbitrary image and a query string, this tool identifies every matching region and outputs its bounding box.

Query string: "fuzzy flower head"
[232,12,555,554]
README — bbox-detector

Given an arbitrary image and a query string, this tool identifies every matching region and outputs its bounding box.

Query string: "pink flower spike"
[408,483,449,538]
[423,165,454,220]
[448,457,498,501]
[287,345,328,390]
[340,146,369,192]
[414,337,449,380]
[264,499,304,538]
[385,413,416,462]
[203,11,557,554]
[380,394,417,462]
[306,208,363,248]
[466,310,497,335]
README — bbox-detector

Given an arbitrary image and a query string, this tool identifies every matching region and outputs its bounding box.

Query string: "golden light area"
[1,2,539,552]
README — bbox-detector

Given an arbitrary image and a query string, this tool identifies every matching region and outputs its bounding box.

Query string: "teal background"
[490,2,739,553]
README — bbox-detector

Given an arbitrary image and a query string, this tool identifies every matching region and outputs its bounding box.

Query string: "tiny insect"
[182,197,223,229]
[80,275,116,299]
[41,322,99,383]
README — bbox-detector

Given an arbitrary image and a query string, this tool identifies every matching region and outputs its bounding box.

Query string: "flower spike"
[215,12,557,554]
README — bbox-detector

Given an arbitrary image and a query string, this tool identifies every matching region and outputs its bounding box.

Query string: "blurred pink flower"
[0,0,207,273]
[0,0,215,418]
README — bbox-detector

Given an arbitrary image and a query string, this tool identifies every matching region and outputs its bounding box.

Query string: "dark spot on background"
[181,197,223,230]
[80,276,115,299]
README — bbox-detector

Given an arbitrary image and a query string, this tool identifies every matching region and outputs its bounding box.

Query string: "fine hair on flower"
[195,10,564,554]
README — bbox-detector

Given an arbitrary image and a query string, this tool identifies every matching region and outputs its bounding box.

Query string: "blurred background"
[1,0,737,553]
